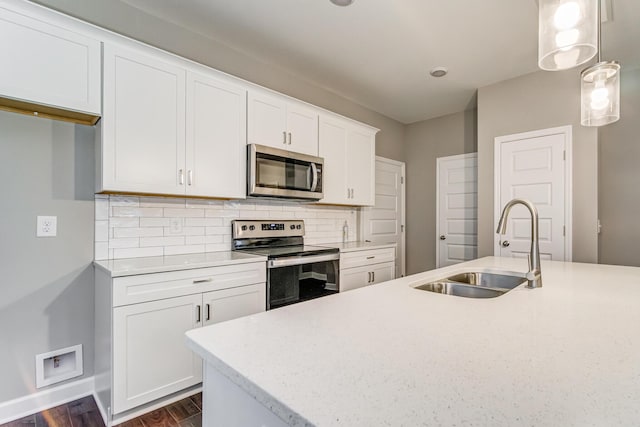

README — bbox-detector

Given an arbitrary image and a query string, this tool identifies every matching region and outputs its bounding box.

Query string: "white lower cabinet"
[95,261,266,422]
[340,247,396,292]
[113,294,203,413]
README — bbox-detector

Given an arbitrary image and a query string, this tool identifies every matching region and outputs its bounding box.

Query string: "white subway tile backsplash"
[140,218,171,227]
[185,218,223,227]
[113,207,163,217]
[164,245,206,256]
[113,227,164,238]
[163,207,205,218]
[109,238,139,249]
[140,236,185,247]
[96,195,359,260]
[114,247,163,259]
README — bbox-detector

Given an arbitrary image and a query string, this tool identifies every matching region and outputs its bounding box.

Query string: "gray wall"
[32,0,405,162]
[404,110,477,274]
[477,69,598,263]
[0,112,95,401]
[598,67,640,266]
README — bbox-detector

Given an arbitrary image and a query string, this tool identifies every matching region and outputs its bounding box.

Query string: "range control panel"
[232,220,305,239]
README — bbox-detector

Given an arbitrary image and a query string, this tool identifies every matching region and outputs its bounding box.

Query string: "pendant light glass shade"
[538,0,598,71]
[581,61,620,126]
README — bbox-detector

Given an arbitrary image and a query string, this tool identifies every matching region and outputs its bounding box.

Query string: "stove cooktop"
[238,245,339,259]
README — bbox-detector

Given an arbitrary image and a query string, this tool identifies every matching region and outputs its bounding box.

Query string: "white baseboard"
[0,376,95,424]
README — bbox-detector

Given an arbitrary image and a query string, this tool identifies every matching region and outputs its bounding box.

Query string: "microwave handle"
[310,162,319,192]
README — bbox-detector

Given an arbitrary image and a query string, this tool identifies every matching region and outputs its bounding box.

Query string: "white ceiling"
[120,0,640,124]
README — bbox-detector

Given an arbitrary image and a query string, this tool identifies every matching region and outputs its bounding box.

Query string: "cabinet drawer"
[113,262,266,307]
[339,247,395,269]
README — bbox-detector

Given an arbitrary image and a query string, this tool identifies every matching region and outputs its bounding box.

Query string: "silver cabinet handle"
[288,132,292,145]
[366,256,375,260]
[347,188,350,199]
[367,272,372,283]
[283,131,287,144]
[187,170,193,186]
[372,271,375,282]
[205,304,211,321]
[178,169,184,185]
[193,278,213,284]
[196,305,201,323]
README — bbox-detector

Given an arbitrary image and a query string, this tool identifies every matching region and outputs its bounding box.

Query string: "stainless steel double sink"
[414,272,527,299]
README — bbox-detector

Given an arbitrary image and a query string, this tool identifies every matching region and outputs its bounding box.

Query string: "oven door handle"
[310,162,319,193]
[267,253,339,268]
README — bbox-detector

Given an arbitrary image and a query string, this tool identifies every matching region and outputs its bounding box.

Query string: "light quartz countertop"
[185,256,640,426]
[323,241,396,252]
[94,251,267,277]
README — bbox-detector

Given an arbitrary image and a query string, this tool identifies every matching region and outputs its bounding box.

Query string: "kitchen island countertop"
[185,256,640,426]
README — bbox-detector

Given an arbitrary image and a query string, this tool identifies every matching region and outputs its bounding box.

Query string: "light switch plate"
[37,216,57,237]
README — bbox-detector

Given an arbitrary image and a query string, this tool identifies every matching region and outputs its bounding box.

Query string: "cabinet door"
[202,283,266,327]
[286,102,318,156]
[346,126,376,206]
[247,90,287,150]
[318,115,348,204]
[0,7,101,115]
[101,43,186,195]
[370,262,395,284]
[113,294,203,414]
[186,70,246,198]
[340,265,372,292]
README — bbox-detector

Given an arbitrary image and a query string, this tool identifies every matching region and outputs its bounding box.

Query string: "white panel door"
[346,126,375,206]
[0,7,101,114]
[318,115,348,204]
[102,43,186,195]
[362,157,406,277]
[112,294,203,414]
[186,71,246,198]
[437,153,478,268]
[497,129,568,261]
[286,103,319,156]
[247,90,287,149]
[202,283,266,327]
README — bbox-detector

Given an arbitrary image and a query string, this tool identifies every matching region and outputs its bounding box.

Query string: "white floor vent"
[35,344,83,388]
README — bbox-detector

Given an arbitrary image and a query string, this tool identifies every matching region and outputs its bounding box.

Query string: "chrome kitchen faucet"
[496,199,543,288]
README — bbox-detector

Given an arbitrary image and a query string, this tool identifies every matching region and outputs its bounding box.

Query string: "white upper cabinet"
[101,42,186,195]
[0,4,101,124]
[186,70,247,199]
[248,90,319,156]
[98,42,247,198]
[319,114,377,206]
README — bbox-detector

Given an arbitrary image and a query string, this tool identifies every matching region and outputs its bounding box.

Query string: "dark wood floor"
[0,393,202,427]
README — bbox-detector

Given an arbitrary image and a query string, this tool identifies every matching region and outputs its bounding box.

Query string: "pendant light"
[580,0,620,126]
[538,0,598,71]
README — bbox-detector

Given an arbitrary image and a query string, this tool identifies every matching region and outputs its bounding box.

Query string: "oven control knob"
[249,225,255,231]
[290,225,295,230]
[241,225,247,231]
[296,225,301,229]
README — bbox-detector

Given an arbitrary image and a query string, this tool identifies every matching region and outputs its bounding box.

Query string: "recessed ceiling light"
[330,0,354,6]
[429,67,448,78]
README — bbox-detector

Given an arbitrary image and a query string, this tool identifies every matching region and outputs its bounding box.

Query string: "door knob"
[439,235,446,240]
[501,240,510,247]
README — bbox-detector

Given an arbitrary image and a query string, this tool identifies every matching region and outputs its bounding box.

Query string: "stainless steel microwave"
[248,144,324,200]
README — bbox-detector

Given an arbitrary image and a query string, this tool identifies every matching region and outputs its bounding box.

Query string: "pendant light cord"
[597,0,602,62]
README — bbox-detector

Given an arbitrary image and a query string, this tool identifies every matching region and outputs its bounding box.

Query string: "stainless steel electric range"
[232,220,339,310]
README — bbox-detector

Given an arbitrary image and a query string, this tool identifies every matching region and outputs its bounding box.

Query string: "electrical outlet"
[37,216,57,237]
[169,217,183,234]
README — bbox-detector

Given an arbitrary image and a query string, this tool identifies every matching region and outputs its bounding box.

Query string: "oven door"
[248,144,323,200]
[267,253,339,310]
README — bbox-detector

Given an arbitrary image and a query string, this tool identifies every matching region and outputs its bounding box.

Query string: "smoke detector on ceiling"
[429,67,448,78]
[330,0,355,6]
